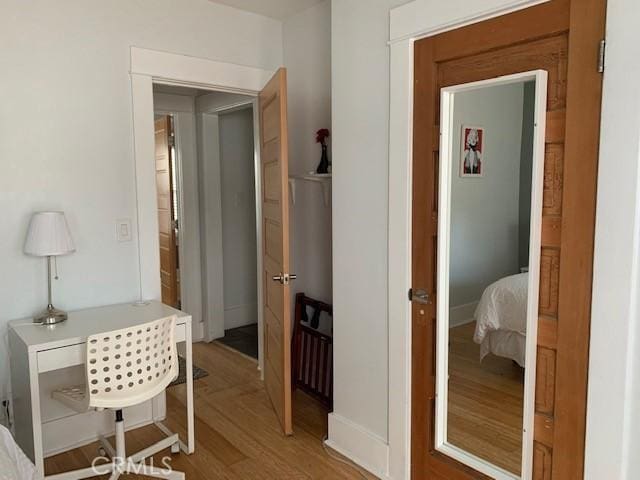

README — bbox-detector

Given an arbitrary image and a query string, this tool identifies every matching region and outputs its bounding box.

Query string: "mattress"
[473,272,528,366]
[0,425,40,480]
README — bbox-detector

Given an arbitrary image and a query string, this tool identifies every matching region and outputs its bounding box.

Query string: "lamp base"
[35,305,68,325]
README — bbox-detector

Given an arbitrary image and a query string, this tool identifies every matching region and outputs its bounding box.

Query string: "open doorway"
[152,84,259,359]
[133,50,320,438]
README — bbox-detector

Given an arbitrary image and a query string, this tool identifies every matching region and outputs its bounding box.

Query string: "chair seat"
[52,385,89,413]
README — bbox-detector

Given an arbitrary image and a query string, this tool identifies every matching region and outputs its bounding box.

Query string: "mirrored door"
[409,2,607,479]
[434,71,547,479]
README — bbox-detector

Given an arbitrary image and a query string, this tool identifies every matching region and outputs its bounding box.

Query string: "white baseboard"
[327,413,390,479]
[449,302,478,328]
[224,303,257,330]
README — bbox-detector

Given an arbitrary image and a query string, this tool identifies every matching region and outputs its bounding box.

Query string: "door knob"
[272,273,297,285]
[409,288,432,305]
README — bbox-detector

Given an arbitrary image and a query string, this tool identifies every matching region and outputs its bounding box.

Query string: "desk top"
[9,301,191,352]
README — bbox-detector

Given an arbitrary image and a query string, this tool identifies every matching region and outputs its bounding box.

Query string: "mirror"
[436,71,547,480]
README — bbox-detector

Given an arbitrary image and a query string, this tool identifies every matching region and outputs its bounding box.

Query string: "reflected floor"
[448,322,525,475]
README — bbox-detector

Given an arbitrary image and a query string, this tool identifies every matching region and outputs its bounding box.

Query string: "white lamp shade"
[24,212,76,257]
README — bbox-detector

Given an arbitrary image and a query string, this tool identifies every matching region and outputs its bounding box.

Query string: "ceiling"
[207,0,324,20]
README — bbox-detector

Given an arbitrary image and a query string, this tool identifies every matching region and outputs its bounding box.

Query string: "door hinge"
[168,134,176,147]
[598,39,606,73]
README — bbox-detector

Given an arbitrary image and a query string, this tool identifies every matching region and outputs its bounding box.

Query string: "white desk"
[8,301,194,477]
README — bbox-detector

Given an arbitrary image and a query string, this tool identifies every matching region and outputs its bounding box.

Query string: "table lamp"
[24,212,76,325]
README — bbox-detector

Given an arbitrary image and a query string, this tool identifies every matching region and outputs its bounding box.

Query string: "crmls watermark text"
[91,455,174,475]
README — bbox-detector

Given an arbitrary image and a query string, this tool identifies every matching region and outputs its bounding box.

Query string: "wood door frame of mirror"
[410,1,607,479]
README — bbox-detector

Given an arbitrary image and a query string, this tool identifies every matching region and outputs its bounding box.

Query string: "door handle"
[409,288,432,305]
[272,273,297,285]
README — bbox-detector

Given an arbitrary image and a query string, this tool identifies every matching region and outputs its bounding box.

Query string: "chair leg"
[98,434,116,459]
[129,433,180,464]
[114,410,126,461]
[110,410,127,480]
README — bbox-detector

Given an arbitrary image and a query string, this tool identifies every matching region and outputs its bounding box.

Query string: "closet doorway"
[410,1,606,479]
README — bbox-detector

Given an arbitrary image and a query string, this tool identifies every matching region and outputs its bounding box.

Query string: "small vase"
[316,144,329,174]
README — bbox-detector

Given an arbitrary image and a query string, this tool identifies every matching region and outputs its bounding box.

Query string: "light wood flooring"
[44,341,376,479]
[447,322,525,475]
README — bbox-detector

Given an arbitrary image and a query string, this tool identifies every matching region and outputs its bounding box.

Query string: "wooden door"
[259,68,293,435]
[155,116,179,309]
[411,1,606,479]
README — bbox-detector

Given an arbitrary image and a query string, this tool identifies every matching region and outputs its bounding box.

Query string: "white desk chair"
[47,315,184,480]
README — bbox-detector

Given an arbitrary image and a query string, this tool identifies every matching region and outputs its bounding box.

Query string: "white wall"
[449,84,524,307]
[331,0,640,479]
[196,113,226,340]
[283,0,333,304]
[330,0,410,460]
[0,0,282,400]
[585,0,640,478]
[218,107,258,330]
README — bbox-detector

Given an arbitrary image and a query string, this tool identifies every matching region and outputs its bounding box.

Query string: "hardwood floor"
[44,341,375,479]
[447,322,524,475]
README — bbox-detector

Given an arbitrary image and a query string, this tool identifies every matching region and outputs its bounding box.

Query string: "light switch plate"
[116,219,132,242]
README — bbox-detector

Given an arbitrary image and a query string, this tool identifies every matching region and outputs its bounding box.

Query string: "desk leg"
[185,321,195,454]
[29,351,44,477]
[156,322,195,455]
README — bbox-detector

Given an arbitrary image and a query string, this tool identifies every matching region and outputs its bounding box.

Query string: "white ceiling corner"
[207,0,325,20]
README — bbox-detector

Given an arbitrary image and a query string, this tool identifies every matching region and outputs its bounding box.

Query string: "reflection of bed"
[0,424,40,480]
[473,272,528,367]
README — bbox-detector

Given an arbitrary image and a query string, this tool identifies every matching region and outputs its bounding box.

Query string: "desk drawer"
[37,323,188,373]
[38,344,85,374]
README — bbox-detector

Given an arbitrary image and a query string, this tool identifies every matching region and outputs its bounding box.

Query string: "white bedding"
[473,272,528,366]
[0,425,40,480]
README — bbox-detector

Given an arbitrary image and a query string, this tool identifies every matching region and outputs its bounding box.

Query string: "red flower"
[316,128,330,145]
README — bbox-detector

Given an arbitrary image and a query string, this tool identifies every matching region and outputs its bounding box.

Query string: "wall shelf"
[288,173,332,206]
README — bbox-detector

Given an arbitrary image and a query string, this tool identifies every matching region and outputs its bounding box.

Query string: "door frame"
[387,1,600,479]
[130,46,273,372]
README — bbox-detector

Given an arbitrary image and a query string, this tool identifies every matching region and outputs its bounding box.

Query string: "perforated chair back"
[86,315,178,409]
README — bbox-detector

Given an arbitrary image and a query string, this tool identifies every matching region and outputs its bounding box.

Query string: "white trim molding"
[387,38,414,480]
[389,0,549,44]
[387,2,551,479]
[327,413,391,480]
[131,47,273,94]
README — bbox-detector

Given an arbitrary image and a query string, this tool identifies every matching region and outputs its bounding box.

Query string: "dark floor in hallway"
[218,323,258,359]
